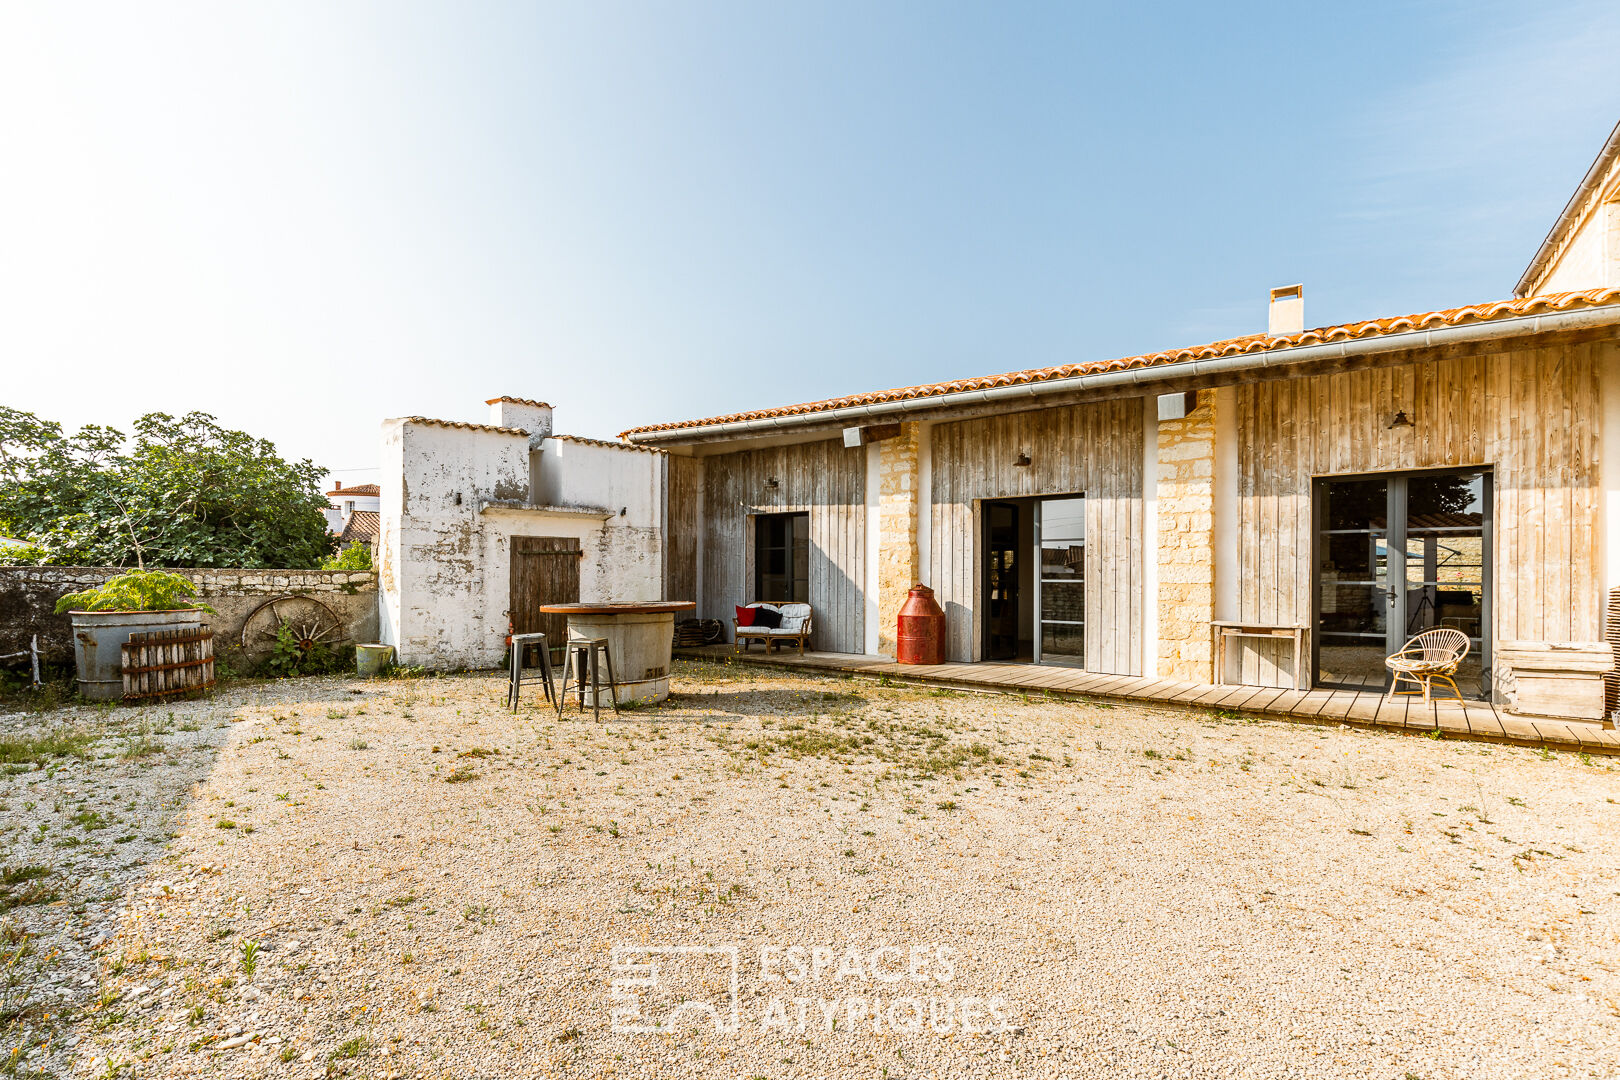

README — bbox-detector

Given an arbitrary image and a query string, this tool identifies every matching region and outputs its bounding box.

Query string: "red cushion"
[735,605,756,627]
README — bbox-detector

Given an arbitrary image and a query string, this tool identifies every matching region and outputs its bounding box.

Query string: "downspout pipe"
[625,303,1620,445]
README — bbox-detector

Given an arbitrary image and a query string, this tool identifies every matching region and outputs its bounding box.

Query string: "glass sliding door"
[1403,472,1488,696]
[1034,496,1085,667]
[1313,469,1491,696]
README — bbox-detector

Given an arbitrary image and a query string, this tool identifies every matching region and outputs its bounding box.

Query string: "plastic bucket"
[355,643,395,677]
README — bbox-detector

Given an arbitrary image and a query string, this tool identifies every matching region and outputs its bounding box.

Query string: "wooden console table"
[1211,621,1309,689]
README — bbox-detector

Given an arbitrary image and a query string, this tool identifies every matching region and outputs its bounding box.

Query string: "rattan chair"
[1385,628,1471,703]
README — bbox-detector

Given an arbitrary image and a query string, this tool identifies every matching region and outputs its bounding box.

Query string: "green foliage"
[0,541,51,566]
[259,622,349,678]
[321,542,372,571]
[55,570,216,615]
[0,407,334,569]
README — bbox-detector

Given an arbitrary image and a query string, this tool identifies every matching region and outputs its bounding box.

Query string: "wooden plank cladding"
[1234,342,1608,688]
[700,438,866,654]
[663,454,701,604]
[121,627,216,700]
[929,397,1145,673]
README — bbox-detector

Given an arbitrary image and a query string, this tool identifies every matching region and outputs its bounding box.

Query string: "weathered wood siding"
[929,398,1145,672]
[1235,342,1607,688]
[663,454,701,604]
[700,439,866,653]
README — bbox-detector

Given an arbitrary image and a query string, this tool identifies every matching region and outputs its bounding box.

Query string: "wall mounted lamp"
[1387,410,1414,429]
[1014,451,1032,467]
[765,477,780,489]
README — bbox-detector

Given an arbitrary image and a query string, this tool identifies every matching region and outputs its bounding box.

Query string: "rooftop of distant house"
[327,483,381,498]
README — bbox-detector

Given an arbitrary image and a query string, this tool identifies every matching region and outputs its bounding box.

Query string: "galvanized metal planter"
[68,609,209,701]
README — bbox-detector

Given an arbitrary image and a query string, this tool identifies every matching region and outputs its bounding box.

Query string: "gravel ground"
[0,658,1616,1079]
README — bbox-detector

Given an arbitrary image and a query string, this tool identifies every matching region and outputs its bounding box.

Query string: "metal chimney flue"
[1268,284,1304,336]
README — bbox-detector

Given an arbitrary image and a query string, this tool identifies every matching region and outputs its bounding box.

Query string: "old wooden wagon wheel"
[240,594,349,656]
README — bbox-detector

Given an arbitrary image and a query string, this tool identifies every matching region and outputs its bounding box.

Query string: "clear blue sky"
[2,1,1617,485]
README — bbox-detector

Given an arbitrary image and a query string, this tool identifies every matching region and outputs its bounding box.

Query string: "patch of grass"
[445,766,479,784]
[331,1035,368,1060]
[457,747,495,759]
[121,736,163,760]
[347,738,368,751]
[0,866,56,911]
[72,810,110,831]
[0,729,97,766]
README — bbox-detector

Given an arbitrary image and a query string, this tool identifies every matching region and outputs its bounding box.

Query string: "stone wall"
[1157,391,1217,682]
[876,423,922,656]
[0,567,378,673]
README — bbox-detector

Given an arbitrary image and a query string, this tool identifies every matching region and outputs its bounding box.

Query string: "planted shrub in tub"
[57,570,216,702]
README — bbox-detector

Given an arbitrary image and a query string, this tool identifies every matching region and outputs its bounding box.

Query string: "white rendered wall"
[380,420,665,669]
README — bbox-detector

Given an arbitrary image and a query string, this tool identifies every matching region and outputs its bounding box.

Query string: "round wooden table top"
[535,601,697,615]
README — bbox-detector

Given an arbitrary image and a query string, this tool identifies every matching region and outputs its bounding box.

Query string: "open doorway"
[980,495,1086,667]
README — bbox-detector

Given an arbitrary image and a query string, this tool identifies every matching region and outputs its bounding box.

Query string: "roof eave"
[1515,119,1620,298]
[624,301,1620,446]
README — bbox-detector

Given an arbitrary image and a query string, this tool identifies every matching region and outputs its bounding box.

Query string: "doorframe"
[1309,465,1493,695]
[974,490,1087,667]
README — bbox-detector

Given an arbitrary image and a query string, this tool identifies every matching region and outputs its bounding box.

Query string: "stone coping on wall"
[0,566,377,595]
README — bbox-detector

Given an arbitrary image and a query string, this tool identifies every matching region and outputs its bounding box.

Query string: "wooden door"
[510,536,581,657]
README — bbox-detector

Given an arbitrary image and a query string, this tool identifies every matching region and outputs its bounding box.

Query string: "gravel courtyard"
[1,658,1617,1079]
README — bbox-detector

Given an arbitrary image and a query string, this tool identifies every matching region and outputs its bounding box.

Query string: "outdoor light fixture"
[1388,410,1414,429]
[1014,451,1032,467]
[766,477,780,489]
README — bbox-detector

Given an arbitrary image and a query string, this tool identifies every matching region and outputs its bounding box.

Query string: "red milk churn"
[896,584,945,665]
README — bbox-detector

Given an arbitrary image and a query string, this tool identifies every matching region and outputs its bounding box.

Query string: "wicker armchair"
[1385,628,1471,703]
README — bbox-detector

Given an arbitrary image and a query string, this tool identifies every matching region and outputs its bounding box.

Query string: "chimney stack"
[1268,284,1304,336]
[486,397,554,449]
[334,481,342,490]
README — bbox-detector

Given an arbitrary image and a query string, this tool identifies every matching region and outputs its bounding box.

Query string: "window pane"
[1040,623,1084,662]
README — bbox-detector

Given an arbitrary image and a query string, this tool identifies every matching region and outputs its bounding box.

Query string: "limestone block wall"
[1157,391,1217,682]
[0,566,379,672]
[876,423,921,656]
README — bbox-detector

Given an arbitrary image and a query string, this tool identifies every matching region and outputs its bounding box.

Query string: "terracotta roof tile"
[620,287,1620,439]
[338,510,380,546]
[401,416,528,436]
[548,434,666,455]
[485,396,552,409]
[326,484,380,498]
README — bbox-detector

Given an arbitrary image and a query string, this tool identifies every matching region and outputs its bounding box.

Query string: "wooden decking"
[675,646,1620,755]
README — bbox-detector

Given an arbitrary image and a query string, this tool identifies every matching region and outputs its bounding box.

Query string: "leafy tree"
[55,570,218,614]
[321,542,373,571]
[0,408,335,569]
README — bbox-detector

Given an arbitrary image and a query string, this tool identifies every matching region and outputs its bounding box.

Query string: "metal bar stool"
[508,632,557,712]
[556,636,620,720]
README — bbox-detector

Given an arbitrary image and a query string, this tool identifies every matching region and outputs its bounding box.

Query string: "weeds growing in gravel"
[0,729,97,767]
[239,938,260,976]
